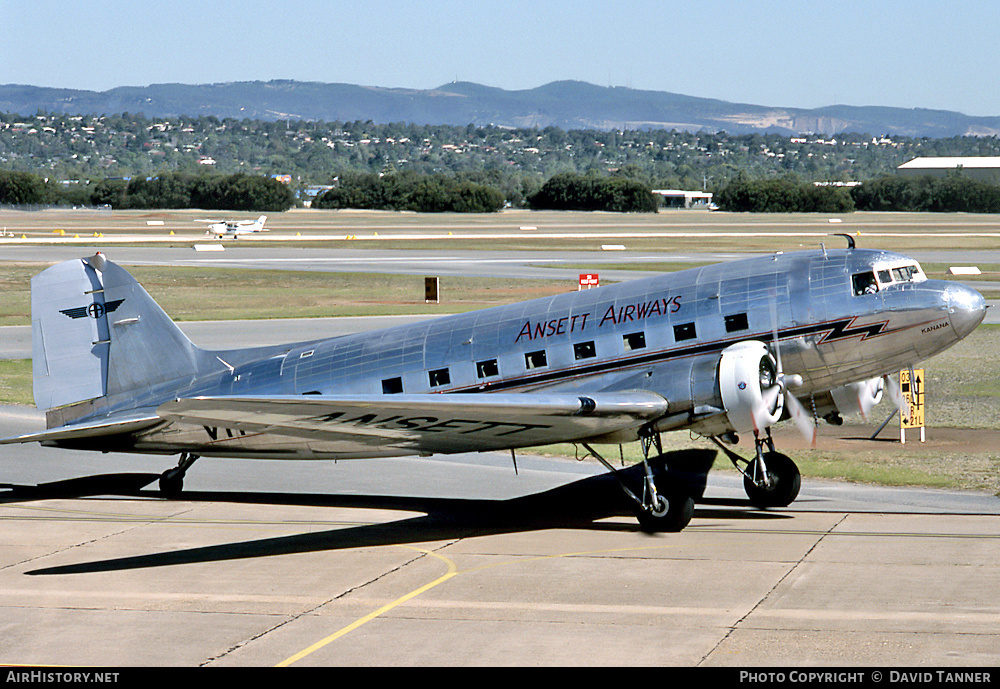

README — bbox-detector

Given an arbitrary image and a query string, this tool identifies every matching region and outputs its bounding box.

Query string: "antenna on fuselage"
[832,233,856,250]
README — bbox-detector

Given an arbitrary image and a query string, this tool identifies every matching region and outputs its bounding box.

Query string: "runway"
[0,407,998,667]
[4,244,1000,280]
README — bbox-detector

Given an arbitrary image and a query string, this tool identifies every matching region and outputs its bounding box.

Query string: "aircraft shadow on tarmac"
[1,449,792,576]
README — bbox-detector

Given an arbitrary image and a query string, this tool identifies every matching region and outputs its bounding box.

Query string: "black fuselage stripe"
[450,317,869,394]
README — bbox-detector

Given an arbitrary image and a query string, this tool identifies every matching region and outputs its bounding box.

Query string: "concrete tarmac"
[1,404,999,667]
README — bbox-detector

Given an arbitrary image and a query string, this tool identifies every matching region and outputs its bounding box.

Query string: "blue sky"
[3,0,998,116]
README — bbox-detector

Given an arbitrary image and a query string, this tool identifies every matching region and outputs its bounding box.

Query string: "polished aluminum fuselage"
[74,248,985,458]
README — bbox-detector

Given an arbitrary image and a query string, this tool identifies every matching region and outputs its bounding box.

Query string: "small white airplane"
[204,215,267,238]
[0,239,987,532]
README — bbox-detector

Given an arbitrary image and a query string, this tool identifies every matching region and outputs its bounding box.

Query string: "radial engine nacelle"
[718,341,784,434]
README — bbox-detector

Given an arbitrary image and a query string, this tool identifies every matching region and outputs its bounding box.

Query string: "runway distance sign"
[899,368,925,443]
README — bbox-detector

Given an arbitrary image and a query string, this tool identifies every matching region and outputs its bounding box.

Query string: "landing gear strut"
[583,429,695,532]
[711,429,801,508]
[159,452,199,497]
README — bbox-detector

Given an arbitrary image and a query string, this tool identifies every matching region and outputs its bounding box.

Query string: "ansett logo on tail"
[60,299,125,320]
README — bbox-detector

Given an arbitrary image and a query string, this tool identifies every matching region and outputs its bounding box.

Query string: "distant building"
[897,157,1000,183]
[299,185,335,207]
[652,189,714,209]
[302,185,333,198]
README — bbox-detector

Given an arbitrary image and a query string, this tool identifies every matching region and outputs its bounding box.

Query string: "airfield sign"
[899,368,925,443]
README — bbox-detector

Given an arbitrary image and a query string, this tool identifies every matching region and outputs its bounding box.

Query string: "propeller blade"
[885,374,910,418]
[770,301,783,373]
[754,384,784,431]
[785,391,816,446]
[858,377,885,421]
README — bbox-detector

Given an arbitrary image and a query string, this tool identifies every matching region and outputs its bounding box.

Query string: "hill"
[1,80,998,138]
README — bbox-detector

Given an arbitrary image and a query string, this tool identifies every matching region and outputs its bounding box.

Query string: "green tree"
[314,172,504,212]
[717,177,855,212]
[528,172,657,212]
[0,171,47,205]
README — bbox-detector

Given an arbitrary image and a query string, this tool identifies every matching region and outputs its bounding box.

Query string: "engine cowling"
[718,341,783,434]
[830,377,884,420]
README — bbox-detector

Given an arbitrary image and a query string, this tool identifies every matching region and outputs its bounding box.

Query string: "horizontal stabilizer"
[0,414,162,446]
[158,391,669,454]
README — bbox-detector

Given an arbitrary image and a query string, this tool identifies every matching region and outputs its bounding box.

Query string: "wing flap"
[157,391,668,454]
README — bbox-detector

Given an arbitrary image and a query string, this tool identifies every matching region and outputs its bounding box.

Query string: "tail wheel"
[158,469,184,497]
[158,452,199,498]
[743,452,801,508]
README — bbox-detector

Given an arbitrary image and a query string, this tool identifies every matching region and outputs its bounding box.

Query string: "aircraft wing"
[157,391,669,454]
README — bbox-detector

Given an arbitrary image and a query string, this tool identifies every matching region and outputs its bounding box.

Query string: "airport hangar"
[898,156,1000,182]
[652,189,714,208]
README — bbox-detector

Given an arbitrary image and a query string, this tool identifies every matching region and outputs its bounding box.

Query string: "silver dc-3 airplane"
[0,238,987,531]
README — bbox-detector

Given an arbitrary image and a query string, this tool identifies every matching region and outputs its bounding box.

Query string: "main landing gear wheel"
[743,451,801,508]
[582,432,697,533]
[710,432,802,510]
[158,452,199,497]
[637,489,695,533]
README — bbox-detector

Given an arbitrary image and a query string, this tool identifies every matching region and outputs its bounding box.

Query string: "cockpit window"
[852,271,879,296]
[892,265,922,282]
[872,263,925,288]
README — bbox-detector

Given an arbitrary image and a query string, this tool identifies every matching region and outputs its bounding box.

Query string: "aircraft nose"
[947,282,987,339]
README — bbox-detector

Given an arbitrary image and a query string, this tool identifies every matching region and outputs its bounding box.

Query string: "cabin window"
[725,313,749,333]
[477,359,499,378]
[382,377,403,394]
[574,341,597,360]
[852,271,878,296]
[524,350,548,369]
[674,322,697,341]
[877,269,892,284]
[428,368,451,387]
[622,331,646,351]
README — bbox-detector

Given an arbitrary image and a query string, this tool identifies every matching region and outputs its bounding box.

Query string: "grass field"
[0,360,31,406]
[0,264,573,327]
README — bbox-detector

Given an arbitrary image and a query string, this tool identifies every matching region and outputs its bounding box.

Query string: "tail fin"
[32,253,205,411]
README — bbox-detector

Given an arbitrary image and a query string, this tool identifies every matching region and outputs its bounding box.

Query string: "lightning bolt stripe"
[450,315,939,394]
